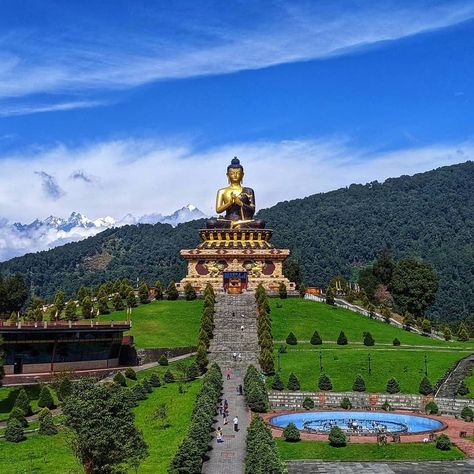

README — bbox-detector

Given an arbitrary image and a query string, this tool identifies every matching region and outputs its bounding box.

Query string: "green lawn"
[276,439,465,461]
[0,358,200,473]
[94,299,202,348]
[269,346,472,393]
[271,299,473,348]
[464,369,474,398]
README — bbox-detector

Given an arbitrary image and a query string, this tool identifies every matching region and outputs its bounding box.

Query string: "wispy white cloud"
[0,100,106,117]
[0,1,473,102]
[0,135,471,224]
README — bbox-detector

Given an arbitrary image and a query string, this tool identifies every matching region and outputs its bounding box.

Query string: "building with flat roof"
[0,320,130,376]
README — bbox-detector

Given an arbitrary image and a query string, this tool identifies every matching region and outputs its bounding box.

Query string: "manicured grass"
[271,299,473,348]
[0,357,199,473]
[269,347,471,393]
[464,369,474,398]
[94,299,202,348]
[276,439,465,461]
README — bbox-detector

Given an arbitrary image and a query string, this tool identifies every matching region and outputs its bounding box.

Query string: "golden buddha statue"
[207,157,265,229]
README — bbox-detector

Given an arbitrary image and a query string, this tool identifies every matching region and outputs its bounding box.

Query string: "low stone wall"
[269,390,473,415]
[135,346,196,365]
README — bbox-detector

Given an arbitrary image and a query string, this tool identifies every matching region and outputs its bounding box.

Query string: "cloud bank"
[0,136,471,223]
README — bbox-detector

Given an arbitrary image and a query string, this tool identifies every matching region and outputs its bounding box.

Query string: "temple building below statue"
[178,157,295,294]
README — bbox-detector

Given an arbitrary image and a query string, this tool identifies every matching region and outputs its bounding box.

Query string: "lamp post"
[319,350,323,372]
[424,354,428,377]
[277,350,281,372]
[368,352,372,375]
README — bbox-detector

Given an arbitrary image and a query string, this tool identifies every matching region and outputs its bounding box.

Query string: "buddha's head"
[227,157,244,185]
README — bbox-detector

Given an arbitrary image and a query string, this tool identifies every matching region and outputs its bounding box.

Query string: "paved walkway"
[286,460,474,473]
[202,366,250,474]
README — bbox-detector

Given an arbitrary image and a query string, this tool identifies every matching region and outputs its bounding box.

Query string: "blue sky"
[0,0,474,222]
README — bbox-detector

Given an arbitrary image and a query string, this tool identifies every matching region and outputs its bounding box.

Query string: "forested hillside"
[1,161,473,322]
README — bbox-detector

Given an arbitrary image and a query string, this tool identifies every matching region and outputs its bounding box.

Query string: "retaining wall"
[269,390,473,415]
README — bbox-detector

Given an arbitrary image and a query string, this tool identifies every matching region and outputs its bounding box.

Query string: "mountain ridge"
[1,161,473,322]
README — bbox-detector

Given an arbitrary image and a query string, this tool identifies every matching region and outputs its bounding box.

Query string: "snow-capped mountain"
[0,205,206,261]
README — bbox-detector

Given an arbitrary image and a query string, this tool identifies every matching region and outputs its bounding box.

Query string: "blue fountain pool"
[270,411,444,435]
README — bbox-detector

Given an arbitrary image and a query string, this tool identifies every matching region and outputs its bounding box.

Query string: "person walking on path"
[233,416,239,432]
[226,367,232,380]
[238,384,243,395]
[216,427,223,443]
[240,324,244,332]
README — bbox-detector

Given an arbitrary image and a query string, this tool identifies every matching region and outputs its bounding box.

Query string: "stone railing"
[269,390,473,416]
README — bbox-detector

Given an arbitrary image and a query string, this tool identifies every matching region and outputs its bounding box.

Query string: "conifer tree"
[352,374,366,392]
[419,376,433,395]
[154,281,163,300]
[39,408,58,435]
[337,331,348,345]
[195,342,209,373]
[458,323,469,342]
[286,332,297,345]
[138,283,150,304]
[363,332,375,346]
[271,372,284,390]
[386,377,401,394]
[149,372,161,387]
[184,283,197,301]
[112,292,124,311]
[14,388,32,416]
[8,407,28,427]
[166,281,179,300]
[310,330,322,345]
[5,418,25,442]
[38,385,56,409]
[113,371,127,387]
[318,374,333,391]
[58,378,73,401]
[64,300,77,320]
[278,282,287,299]
[287,373,300,391]
[98,296,110,315]
[126,290,137,308]
[81,296,93,319]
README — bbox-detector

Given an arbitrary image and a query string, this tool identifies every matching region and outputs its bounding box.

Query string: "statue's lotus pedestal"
[177,228,295,293]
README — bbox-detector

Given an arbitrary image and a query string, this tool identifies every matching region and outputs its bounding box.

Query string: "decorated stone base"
[177,229,295,292]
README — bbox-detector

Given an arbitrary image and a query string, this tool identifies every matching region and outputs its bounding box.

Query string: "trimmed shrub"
[195,342,209,373]
[352,374,366,392]
[436,434,451,450]
[244,365,269,413]
[381,400,392,411]
[14,388,32,416]
[283,422,300,442]
[5,418,25,442]
[186,363,200,381]
[130,383,147,402]
[38,385,56,409]
[271,372,284,391]
[166,281,179,300]
[158,354,169,366]
[287,373,300,391]
[457,323,469,342]
[457,380,469,396]
[318,373,333,391]
[58,378,73,402]
[8,407,28,427]
[310,330,322,345]
[142,378,153,393]
[278,282,287,299]
[337,331,348,345]
[461,406,474,422]
[259,347,275,375]
[113,372,127,387]
[302,397,315,410]
[149,372,161,387]
[286,332,297,345]
[425,401,439,414]
[39,409,58,435]
[393,338,401,346]
[328,426,347,447]
[419,376,433,395]
[386,377,400,394]
[164,370,175,384]
[184,283,197,301]
[363,332,374,346]
[340,397,352,410]
[124,367,137,380]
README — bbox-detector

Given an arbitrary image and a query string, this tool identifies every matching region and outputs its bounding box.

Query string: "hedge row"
[196,284,216,372]
[244,365,268,413]
[169,363,223,473]
[256,284,274,374]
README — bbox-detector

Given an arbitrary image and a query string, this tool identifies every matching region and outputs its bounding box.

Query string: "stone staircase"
[435,353,474,398]
[208,292,259,368]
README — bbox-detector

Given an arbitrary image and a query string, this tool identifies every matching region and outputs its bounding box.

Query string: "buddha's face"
[227,167,243,184]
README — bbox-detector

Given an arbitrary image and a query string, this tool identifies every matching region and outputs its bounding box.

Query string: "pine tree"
[149,372,161,387]
[163,370,175,383]
[126,290,137,308]
[98,296,110,315]
[184,283,197,301]
[310,330,322,345]
[39,408,58,435]
[81,296,93,319]
[458,323,469,342]
[259,347,275,375]
[125,367,137,380]
[457,380,469,396]
[53,289,65,318]
[278,282,287,299]
[138,283,150,304]
[58,378,73,401]
[151,281,162,300]
[386,377,400,394]
[287,373,300,391]
[337,331,348,345]
[328,426,346,447]
[419,376,433,395]
[318,374,333,391]
[186,363,200,381]
[166,281,179,300]
[158,354,169,366]
[363,332,375,346]
[141,378,153,393]
[64,300,77,320]
[325,287,335,305]
[8,407,28,427]
[112,293,124,311]
[14,388,32,416]
[352,374,366,392]
[196,342,209,373]
[38,385,56,409]
[113,372,127,387]
[283,422,300,442]
[271,372,284,390]
[286,332,297,345]
[443,326,452,341]
[5,418,25,442]
[393,338,401,346]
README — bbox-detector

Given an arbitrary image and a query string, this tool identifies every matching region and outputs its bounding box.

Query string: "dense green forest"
[0,161,473,322]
